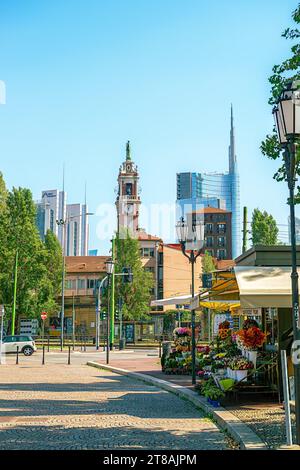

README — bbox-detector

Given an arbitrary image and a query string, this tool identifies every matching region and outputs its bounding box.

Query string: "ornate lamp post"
[273,79,300,444]
[105,258,115,364]
[176,215,204,385]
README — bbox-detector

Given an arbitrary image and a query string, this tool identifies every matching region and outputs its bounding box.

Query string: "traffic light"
[122,267,133,283]
[100,310,107,321]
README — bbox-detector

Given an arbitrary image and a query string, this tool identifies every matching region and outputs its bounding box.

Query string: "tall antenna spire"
[229,104,237,174]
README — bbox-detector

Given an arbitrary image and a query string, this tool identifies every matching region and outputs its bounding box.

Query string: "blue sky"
[0,0,298,253]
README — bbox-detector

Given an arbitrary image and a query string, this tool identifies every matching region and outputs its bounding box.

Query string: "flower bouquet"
[173,327,192,338]
[236,326,267,368]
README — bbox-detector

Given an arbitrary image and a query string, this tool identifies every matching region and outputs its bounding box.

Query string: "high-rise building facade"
[36,190,89,256]
[176,106,241,259]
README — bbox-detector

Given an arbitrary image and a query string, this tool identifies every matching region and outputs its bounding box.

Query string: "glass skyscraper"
[176,106,241,259]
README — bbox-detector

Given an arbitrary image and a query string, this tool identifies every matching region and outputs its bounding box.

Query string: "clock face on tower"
[126,163,132,173]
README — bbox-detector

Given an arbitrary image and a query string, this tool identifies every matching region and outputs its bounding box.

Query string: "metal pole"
[16,346,19,365]
[12,250,18,335]
[61,223,66,351]
[42,345,45,365]
[72,294,75,351]
[110,238,115,350]
[242,206,248,254]
[286,144,300,445]
[106,276,110,364]
[47,336,50,352]
[42,320,45,348]
[0,311,4,365]
[191,252,196,385]
[68,345,71,365]
[281,350,293,446]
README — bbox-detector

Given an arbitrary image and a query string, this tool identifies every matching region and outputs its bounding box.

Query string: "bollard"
[68,345,71,365]
[47,336,50,352]
[81,336,83,351]
[84,338,86,352]
[16,346,19,364]
[42,345,45,365]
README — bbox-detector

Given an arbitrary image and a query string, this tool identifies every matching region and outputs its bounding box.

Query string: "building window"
[66,280,76,289]
[87,279,96,289]
[50,209,54,231]
[205,237,213,248]
[217,237,225,247]
[77,279,85,289]
[140,247,155,258]
[206,249,214,257]
[217,249,226,260]
[126,183,132,196]
[144,266,155,273]
[73,221,78,256]
[217,224,226,234]
[205,223,213,234]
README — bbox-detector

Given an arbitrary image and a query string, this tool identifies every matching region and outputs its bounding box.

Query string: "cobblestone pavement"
[0,358,228,450]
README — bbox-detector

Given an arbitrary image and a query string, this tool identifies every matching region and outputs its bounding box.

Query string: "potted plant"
[203,384,225,407]
[236,327,267,368]
[229,356,254,382]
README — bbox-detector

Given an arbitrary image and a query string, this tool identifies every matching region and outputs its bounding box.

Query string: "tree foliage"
[251,208,279,246]
[0,178,62,330]
[261,4,300,201]
[202,251,216,273]
[115,231,154,321]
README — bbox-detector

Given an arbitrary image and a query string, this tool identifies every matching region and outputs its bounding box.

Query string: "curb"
[87,361,267,450]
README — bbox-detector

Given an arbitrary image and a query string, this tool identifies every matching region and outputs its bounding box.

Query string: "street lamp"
[176,215,204,385]
[105,258,115,364]
[273,79,300,444]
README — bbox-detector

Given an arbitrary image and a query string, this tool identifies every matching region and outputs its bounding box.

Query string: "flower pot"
[207,398,220,407]
[247,350,257,369]
[235,370,248,382]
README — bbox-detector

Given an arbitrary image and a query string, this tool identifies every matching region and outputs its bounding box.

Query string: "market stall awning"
[235,266,299,308]
[199,301,241,313]
[150,294,194,307]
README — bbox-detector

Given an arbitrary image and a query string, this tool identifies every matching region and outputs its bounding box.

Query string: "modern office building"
[36,189,89,256]
[192,207,232,260]
[36,189,66,241]
[176,106,241,259]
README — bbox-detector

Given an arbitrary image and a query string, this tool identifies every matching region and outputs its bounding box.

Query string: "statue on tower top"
[126,140,131,161]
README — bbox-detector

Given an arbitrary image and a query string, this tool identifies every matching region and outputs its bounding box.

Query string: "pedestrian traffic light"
[122,267,133,283]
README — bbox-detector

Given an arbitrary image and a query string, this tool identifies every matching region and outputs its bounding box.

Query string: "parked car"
[1,335,37,356]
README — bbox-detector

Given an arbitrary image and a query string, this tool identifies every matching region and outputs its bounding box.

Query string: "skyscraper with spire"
[176,106,241,259]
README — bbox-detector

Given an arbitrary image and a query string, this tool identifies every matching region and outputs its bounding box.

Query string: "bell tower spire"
[116,141,141,236]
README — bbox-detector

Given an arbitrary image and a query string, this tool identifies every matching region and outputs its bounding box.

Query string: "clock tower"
[116,141,141,236]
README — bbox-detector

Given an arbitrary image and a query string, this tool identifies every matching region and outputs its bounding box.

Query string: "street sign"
[41,312,47,321]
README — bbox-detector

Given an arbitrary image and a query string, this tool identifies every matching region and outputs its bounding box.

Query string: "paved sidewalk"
[91,352,297,449]
[0,358,228,450]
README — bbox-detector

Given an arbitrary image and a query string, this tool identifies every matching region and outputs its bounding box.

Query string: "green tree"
[0,185,62,329]
[202,251,216,273]
[115,231,154,321]
[261,4,300,202]
[251,208,279,246]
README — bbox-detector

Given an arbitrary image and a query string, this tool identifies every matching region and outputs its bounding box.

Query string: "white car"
[1,335,37,356]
